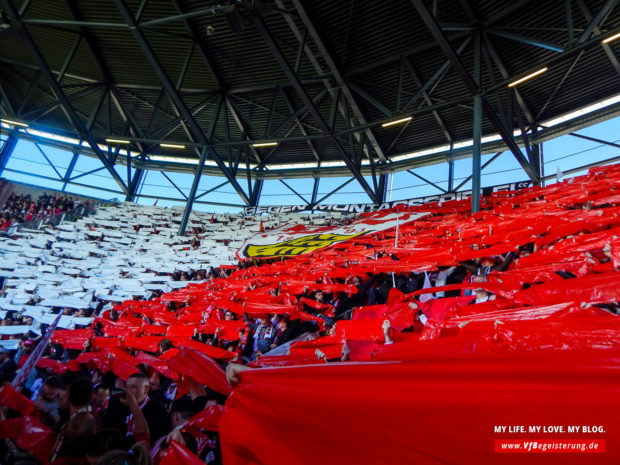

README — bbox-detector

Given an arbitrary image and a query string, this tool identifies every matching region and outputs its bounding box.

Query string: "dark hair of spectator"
[69,378,93,407]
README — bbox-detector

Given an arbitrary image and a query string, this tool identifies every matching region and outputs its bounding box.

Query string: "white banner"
[243,181,532,216]
[237,211,429,259]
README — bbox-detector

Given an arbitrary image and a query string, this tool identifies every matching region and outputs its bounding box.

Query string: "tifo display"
[0,163,619,465]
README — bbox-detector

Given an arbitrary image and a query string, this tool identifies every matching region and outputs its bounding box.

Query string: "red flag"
[165,347,232,395]
[0,416,56,464]
[186,404,224,432]
[161,440,205,465]
[0,384,35,416]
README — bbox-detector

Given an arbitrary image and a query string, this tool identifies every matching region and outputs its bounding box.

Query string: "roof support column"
[0,134,18,175]
[311,177,320,206]
[528,125,542,181]
[472,30,482,213]
[178,148,208,236]
[251,178,264,207]
[377,173,388,203]
[125,168,144,202]
[62,150,80,191]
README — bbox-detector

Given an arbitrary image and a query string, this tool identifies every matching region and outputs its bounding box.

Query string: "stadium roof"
[1,0,620,207]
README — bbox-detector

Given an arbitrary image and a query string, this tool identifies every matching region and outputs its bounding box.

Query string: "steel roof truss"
[410,0,540,184]
[292,0,387,164]
[1,0,129,194]
[253,11,379,203]
[114,0,251,205]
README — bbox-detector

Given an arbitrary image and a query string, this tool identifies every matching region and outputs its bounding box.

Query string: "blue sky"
[1,114,619,214]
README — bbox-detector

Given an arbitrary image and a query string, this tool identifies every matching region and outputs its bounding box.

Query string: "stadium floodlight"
[160,143,186,149]
[602,32,620,44]
[507,67,548,87]
[1,118,28,127]
[381,116,412,128]
[252,141,279,148]
[106,139,130,144]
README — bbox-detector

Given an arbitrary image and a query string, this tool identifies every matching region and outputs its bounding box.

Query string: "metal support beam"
[535,51,584,121]
[194,180,229,201]
[24,85,102,121]
[62,150,80,191]
[487,28,564,52]
[401,38,471,112]
[64,0,147,155]
[539,142,545,187]
[251,178,264,206]
[312,177,355,207]
[253,12,379,204]
[454,151,502,192]
[225,97,263,164]
[1,0,129,194]
[34,142,63,180]
[566,131,620,149]
[578,0,617,42]
[279,87,321,163]
[0,134,18,174]
[407,170,447,193]
[178,148,208,235]
[377,173,388,203]
[484,0,535,25]
[576,0,620,75]
[161,171,188,200]
[279,179,310,205]
[472,30,482,213]
[448,160,454,192]
[290,0,387,163]
[149,94,217,140]
[57,34,83,84]
[170,0,265,172]
[114,0,251,205]
[69,166,106,182]
[528,126,542,179]
[541,154,620,181]
[403,58,453,142]
[483,34,535,124]
[0,80,16,114]
[17,69,41,115]
[410,0,540,184]
[125,168,144,202]
[566,0,575,43]
[311,177,320,205]
[348,83,392,117]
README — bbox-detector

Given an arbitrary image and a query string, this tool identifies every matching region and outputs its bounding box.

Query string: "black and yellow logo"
[242,232,364,258]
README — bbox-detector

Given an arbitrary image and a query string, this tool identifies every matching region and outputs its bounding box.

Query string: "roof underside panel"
[0,0,618,179]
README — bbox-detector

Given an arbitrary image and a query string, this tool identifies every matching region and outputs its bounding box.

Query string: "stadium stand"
[0,163,618,464]
[0,197,352,348]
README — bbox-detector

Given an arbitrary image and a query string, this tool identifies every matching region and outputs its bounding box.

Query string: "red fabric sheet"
[220,350,620,465]
[165,347,232,395]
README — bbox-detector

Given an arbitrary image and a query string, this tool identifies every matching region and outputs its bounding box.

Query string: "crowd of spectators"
[0,192,89,229]
[1,239,616,463]
[0,164,618,464]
